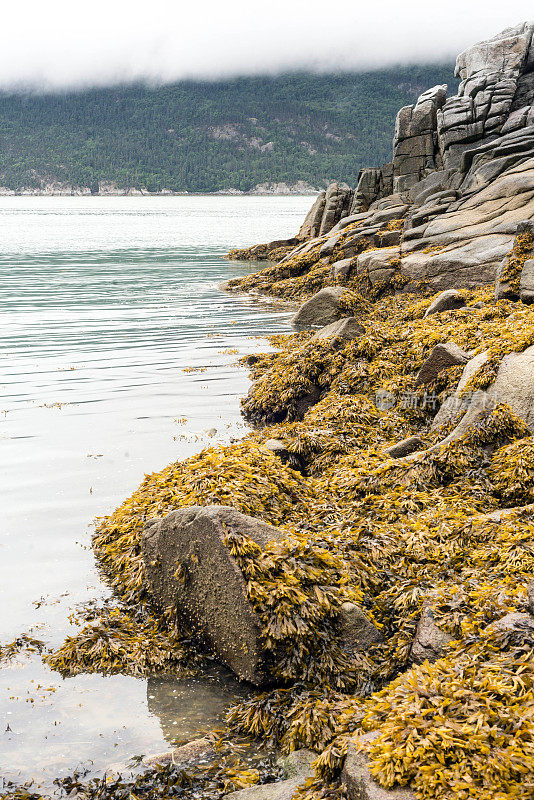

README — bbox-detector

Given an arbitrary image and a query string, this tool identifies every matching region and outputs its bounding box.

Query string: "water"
[0,195,311,787]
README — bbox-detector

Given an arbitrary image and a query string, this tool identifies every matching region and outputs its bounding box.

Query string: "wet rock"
[143,737,215,768]
[142,506,282,684]
[410,603,453,665]
[337,602,384,654]
[291,286,347,327]
[224,748,315,799]
[414,342,470,386]
[386,435,424,459]
[342,732,416,800]
[311,317,365,344]
[424,290,466,317]
[520,259,534,303]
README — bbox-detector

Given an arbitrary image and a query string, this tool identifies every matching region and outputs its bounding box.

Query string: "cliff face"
[232,22,534,296]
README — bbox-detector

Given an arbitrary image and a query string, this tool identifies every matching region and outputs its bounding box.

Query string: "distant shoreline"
[0,184,321,198]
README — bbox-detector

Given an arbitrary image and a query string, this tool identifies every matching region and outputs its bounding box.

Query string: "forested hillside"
[0,66,456,193]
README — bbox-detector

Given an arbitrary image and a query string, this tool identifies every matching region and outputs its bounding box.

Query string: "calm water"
[0,196,311,787]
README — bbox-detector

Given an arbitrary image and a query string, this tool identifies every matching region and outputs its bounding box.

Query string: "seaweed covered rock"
[224,749,315,799]
[311,317,365,343]
[291,286,348,327]
[142,505,282,684]
[342,733,416,800]
[434,343,534,435]
[495,220,534,300]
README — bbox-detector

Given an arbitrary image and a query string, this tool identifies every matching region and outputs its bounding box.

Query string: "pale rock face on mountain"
[294,21,534,293]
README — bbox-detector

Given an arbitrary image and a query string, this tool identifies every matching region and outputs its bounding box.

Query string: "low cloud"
[1,1,532,91]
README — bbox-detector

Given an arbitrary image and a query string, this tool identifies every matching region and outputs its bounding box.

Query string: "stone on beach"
[414,342,470,386]
[423,290,466,317]
[342,732,416,800]
[142,505,282,684]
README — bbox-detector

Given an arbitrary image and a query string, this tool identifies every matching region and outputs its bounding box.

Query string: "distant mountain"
[0,67,457,194]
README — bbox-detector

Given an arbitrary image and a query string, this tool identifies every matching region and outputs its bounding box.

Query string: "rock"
[291,287,348,327]
[342,732,416,800]
[311,317,365,343]
[330,257,354,281]
[386,435,424,459]
[142,506,282,684]
[486,611,534,637]
[298,191,327,239]
[410,603,453,665]
[495,220,534,300]
[224,748,315,799]
[520,258,534,303]
[414,342,470,386]
[319,183,354,236]
[424,290,466,317]
[143,737,215,768]
[527,581,534,614]
[337,602,384,653]
[319,234,341,258]
[356,246,400,288]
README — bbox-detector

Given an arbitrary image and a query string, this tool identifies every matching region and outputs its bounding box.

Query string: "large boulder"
[342,732,416,800]
[142,506,282,685]
[291,286,348,327]
[520,258,534,303]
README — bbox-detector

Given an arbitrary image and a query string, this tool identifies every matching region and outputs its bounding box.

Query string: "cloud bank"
[1,0,533,91]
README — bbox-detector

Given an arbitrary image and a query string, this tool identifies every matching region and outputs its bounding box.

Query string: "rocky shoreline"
[6,20,534,800]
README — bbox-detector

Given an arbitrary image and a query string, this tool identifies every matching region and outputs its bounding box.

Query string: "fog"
[1,0,533,91]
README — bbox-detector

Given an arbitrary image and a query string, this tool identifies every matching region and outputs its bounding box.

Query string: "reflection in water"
[147,669,249,746]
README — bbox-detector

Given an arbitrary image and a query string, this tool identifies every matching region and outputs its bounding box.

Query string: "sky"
[1,1,533,91]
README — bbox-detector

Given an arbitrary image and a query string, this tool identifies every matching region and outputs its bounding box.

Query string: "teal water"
[0,196,311,786]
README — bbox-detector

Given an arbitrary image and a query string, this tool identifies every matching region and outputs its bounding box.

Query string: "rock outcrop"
[233,22,534,297]
[142,506,282,684]
[224,750,315,800]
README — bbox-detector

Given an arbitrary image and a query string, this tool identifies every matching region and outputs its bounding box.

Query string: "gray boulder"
[424,290,466,317]
[342,732,416,800]
[410,603,453,665]
[311,317,365,344]
[414,342,470,386]
[386,435,424,459]
[291,286,348,327]
[337,602,384,654]
[520,258,534,303]
[142,506,282,684]
[224,749,315,799]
